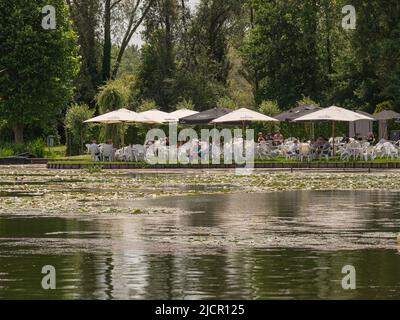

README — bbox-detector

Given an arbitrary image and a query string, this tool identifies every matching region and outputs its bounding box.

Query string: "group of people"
[341,132,375,144]
[257,131,284,146]
[283,133,377,160]
[87,130,377,162]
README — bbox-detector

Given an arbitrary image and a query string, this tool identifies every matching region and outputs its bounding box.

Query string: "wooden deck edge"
[46,162,400,170]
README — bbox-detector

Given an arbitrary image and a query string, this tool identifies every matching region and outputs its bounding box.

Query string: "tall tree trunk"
[13,124,24,144]
[324,1,333,74]
[250,5,255,29]
[165,1,172,67]
[87,2,101,90]
[111,0,154,79]
[250,3,258,99]
[102,0,112,82]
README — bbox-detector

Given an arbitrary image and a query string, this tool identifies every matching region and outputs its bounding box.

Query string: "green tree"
[259,100,280,117]
[374,101,394,114]
[175,0,244,109]
[67,0,102,104]
[137,0,244,111]
[242,0,323,108]
[297,95,320,108]
[65,103,94,155]
[137,99,158,112]
[217,96,237,110]
[0,0,80,143]
[258,100,280,134]
[176,98,194,110]
[137,0,179,110]
[96,80,129,146]
[331,0,400,112]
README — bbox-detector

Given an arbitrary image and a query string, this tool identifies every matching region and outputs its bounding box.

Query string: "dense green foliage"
[1,0,399,152]
[95,80,130,147]
[65,104,94,155]
[242,0,400,112]
[0,0,80,143]
[0,139,47,158]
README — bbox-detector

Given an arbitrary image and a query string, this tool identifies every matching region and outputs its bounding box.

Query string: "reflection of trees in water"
[361,191,400,230]
[215,249,400,299]
[160,194,231,227]
[265,190,397,231]
[2,190,400,299]
[0,216,121,299]
[141,253,232,299]
[142,255,177,299]
[103,255,114,299]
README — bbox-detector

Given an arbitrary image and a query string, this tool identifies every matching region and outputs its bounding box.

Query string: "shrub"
[259,100,281,116]
[27,138,46,158]
[296,95,320,108]
[65,104,94,156]
[0,147,14,157]
[258,100,281,135]
[96,81,130,147]
[0,138,46,158]
[217,96,237,110]
[176,98,194,110]
[137,99,158,112]
[96,80,129,114]
[374,101,394,114]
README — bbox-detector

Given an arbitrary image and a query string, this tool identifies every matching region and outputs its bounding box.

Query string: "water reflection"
[0,190,400,299]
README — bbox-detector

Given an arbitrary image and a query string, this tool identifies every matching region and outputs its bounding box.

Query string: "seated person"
[341,135,350,144]
[288,139,300,155]
[313,137,328,158]
[314,137,325,148]
[257,132,266,144]
[272,131,284,146]
[322,138,331,149]
[366,132,375,144]
[354,133,363,141]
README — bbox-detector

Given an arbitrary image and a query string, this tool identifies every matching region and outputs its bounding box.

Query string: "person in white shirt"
[289,139,300,155]
[89,140,100,161]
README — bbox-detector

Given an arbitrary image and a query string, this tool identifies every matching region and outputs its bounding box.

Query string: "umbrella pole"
[121,123,125,147]
[242,121,246,157]
[312,122,315,140]
[332,121,336,157]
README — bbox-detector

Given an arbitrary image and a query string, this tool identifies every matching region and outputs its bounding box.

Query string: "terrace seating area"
[87,137,400,163]
[82,105,400,164]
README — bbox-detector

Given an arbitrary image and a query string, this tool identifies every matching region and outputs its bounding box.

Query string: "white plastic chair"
[298,143,312,162]
[101,144,114,162]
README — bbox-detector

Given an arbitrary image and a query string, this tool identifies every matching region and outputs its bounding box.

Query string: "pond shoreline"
[47,161,400,171]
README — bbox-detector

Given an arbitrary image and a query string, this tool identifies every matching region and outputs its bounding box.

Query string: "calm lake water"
[1,190,400,299]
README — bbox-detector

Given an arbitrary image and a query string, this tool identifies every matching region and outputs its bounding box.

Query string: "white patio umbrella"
[373,110,400,140]
[294,106,374,155]
[211,108,278,124]
[211,107,278,133]
[84,108,161,145]
[139,109,170,123]
[84,108,158,124]
[163,109,199,123]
